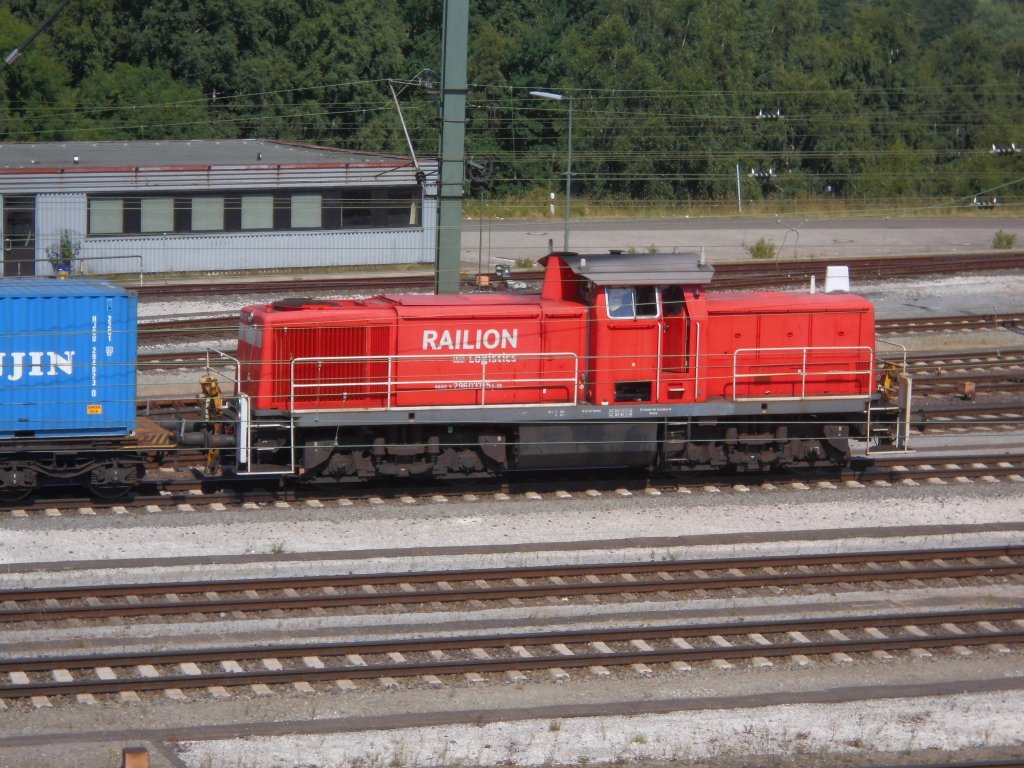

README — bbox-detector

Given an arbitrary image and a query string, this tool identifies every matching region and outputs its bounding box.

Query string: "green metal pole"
[435,0,469,294]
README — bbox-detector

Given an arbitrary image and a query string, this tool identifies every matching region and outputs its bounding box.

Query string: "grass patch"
[476,189,1024,221]
[747,237,778,260]
[993,229,1017,249]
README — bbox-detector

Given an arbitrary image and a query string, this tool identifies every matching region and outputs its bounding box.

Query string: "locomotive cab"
[538,251,714,406]
[538,251,895,472]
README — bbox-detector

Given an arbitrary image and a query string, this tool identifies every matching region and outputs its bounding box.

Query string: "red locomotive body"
[238,293,586,411]
[700,292,875,401]
[223,251,909,480]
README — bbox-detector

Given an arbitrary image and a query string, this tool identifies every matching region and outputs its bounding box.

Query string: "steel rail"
[2,545,1020,623]
[876,312,1024,334]
[1,607,1022,698]
[868,452,1024,466]
[5,443,1024,515]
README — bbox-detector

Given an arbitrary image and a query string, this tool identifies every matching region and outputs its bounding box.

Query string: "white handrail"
[287,352,580,412]
[731,345,875,401]
[205,348,242,396]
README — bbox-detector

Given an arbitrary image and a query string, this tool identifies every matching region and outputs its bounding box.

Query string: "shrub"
[993,230,1017,249]
[747,237,777,260]
[46,229,81,272]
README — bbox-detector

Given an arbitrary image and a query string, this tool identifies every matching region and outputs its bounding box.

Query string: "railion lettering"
[422,328,518,351]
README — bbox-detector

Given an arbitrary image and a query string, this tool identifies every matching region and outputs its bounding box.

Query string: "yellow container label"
[86,404,103,415]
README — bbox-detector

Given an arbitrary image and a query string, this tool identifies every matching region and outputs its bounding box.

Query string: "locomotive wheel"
[781,462,820,476]
[86,482,134,500]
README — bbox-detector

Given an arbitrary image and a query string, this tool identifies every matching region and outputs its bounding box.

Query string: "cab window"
[662,286,684,316]
[606,287,659,319]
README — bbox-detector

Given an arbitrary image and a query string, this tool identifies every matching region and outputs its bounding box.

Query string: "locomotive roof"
[706,291,872,312]
[541,251,715,286]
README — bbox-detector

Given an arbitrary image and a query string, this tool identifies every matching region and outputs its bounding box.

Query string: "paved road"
[460,214,1024,269]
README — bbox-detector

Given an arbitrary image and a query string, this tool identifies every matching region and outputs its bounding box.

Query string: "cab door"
[659,286,698,402]
[589,286,662,404]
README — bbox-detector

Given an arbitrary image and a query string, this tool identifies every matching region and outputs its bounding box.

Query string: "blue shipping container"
[0,279,137,439]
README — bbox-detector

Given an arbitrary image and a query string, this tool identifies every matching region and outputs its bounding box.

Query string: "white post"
[736,163,743,213]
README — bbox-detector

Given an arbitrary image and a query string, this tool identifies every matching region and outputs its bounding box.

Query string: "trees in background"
[3,0,1021,206]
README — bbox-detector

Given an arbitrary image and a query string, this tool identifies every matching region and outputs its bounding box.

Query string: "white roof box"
[825,265,850,293]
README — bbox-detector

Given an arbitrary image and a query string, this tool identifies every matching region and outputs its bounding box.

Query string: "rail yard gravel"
[2,481,1023,767]
[3,257,1024,767]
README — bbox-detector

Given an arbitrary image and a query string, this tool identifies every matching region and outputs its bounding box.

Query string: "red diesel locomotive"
[205,251,912,481]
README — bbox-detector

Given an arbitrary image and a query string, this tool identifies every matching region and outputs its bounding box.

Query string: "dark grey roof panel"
[0,139,412,171]
[546,251,715,286]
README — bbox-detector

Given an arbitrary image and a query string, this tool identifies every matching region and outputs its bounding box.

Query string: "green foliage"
[78,63,208,139]
[4,0,1024,208]
[748,238,777,260]
[992,230,1017,249]
[0,7,78,141]
[46,229,80,270]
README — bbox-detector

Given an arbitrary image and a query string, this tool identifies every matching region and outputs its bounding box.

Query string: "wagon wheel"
[86,461,140,500]
[0,465,37,505]
[0,486,33,505]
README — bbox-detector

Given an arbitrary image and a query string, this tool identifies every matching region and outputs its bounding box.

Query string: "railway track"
[908,349,1024,370]
[3,606,1021,703]
[877,312,1024,335]
[711,251,1024,286]
[915,401,1024,432]
[2,546,1021,625]
[865,454,1024,484]
[913,371,1024,397]
[4,443,1024,515]
[129,251,1024,299]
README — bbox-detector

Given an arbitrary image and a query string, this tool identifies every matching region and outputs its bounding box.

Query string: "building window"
[387,188,420,226]
[192,197,224,231]
[89,198,123,234]
[241,195,273,230]
[86,186,421,235]
[341,189,373,228]
[340,188,422,229]
[141,198,174,232]
[290,193,321,228]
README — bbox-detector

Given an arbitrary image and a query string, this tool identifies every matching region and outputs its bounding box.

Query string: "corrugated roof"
[0,139,411,172]
[544,251,716,286]
[0,277,129,298]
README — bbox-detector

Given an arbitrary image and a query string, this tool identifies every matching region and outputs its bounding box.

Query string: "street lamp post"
[530,90,572,252]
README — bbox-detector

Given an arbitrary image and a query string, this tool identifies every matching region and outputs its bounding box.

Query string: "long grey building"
[0,139,437,278]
